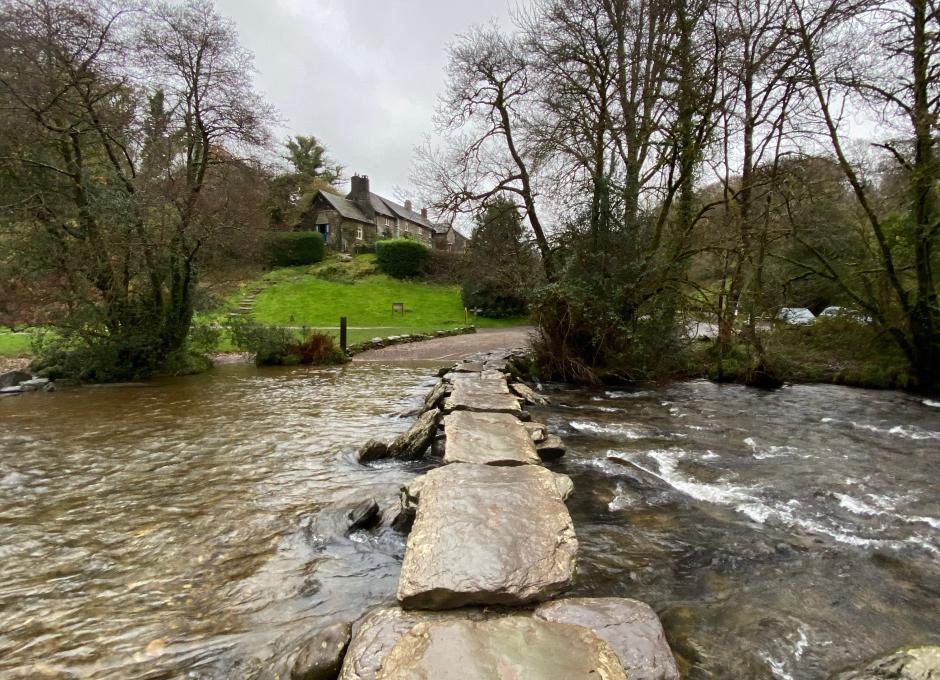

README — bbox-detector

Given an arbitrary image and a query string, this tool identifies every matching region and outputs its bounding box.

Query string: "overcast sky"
[214,0,513,199]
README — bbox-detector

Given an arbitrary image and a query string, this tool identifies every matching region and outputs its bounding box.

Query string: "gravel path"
[353,326,535,362]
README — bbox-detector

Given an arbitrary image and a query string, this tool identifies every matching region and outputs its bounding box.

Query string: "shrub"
[353,242,375,255]
[375,238,430,278]
[425,249,462,284]
[270,231,325,267]
[225,317,347,366]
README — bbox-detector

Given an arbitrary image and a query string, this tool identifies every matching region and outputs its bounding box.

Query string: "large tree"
[0,0,273,379]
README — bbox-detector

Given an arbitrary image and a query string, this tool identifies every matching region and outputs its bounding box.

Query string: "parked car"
[776,307,816,325]
[819,306,872,323]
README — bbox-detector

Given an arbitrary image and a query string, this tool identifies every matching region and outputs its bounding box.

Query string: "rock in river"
[397,463,577,609]
[442,411,540,466]
[534,597,680,680]
[831,646,940,680]
[339,608,470,680]
[537,433,567,461]
[291,621,353,680]
[376,617,626,680]
[357,409,440,463]
[0,370,31,389]
[511,381,551,406]
[347,498,380,532]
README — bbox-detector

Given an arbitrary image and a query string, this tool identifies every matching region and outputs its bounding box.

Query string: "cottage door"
[316,223,329,243]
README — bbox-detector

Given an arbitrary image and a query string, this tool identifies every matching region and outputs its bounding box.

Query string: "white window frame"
[356,225,363,240]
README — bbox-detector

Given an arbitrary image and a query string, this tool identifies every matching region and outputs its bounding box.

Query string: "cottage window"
[356,226,363,240]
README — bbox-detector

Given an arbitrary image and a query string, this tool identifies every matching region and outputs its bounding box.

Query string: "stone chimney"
[421,207,428,219]
[404,199,413,212]
[350,174,370,202]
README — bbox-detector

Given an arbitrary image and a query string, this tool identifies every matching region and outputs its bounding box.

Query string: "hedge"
[270,231,325,267]
[375,238,430,278]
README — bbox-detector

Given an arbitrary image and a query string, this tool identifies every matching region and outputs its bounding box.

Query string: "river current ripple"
[1,368,938,679]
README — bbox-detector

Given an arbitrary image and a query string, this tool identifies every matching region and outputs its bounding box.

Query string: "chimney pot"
[421,208,428,219]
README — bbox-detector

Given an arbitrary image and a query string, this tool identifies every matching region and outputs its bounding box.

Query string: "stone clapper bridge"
[298,350,682,680]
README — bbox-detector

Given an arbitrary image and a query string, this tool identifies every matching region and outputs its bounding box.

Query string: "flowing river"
[1,365,938,678]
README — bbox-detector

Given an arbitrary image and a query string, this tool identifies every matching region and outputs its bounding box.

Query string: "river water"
[1,366,938,679]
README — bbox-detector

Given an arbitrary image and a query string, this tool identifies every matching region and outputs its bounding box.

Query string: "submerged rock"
[376,618,626,680]
[291,621,353,680]
[831,646,940,680]
[357,439,389,463]
[387,409,440,459]
[347,499,380,532]
[523,421,548,443]
[397,463,577,609]
[511,381,551,406]
[0,370,31,389]
[537,433,567,461]
[534,598,680,680]
[442,411,539,466]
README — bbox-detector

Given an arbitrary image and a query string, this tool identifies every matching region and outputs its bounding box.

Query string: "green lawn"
[0,329,33,358]
[250,261,527,337]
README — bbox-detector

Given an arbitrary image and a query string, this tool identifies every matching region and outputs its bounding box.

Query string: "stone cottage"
[298,175,465,252]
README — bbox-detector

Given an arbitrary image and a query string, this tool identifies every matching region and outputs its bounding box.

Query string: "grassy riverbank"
[230,255,526,345]
[684,318,913,390]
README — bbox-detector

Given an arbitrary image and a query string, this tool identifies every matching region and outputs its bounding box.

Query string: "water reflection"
[0,363,436,679]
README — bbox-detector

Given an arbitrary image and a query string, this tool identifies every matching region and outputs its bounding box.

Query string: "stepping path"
[340,349,680,679]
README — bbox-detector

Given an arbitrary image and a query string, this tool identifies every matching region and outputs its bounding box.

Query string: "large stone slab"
[339,608,485,680]
[376,617,627,680]
[397,464,577,609]
[443,377,522,415]
[443,411,539,466]
[534,598,680,680]
[832,646,940,680]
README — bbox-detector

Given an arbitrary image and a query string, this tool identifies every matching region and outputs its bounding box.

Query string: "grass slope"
[0,329,33,358]
[247,256,527,346]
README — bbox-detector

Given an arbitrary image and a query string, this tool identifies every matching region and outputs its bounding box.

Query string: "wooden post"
[464,307,468,325]
[340,316,347,352]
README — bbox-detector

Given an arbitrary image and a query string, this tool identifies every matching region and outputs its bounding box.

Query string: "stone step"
[338,599,679,680]
[442,410,539,465]
[396,464,576,610]
[443,375,523,415]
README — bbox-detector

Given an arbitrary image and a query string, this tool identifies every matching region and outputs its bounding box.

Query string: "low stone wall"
[345,325,476,356]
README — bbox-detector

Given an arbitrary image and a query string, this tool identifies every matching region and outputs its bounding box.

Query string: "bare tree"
[791,0,940,387]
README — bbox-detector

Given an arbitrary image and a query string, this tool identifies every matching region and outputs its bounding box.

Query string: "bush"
[225,317,347,366]
[353,242,375,255]
[425,249,462,284]
[270,231,325,267]
[375,238,430,278]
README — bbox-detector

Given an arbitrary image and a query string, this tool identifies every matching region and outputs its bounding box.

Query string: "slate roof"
[318,191,372,224]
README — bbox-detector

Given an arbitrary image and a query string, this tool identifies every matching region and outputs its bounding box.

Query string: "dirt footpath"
[353,327,535,362]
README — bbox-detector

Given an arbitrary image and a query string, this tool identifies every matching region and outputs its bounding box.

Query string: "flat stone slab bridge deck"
[339,350,680,679]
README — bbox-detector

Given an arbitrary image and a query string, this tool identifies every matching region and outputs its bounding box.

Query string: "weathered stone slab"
[290,621,352,680]
[832,646,940,680]
[397,463,577,609]
[534,598,680,680]
[339,608,473,680]
[376,617,627,680]
[523,421,548,443]
[537,433,567,461]
[442,411,539,466]
[445,370,509,387]
[443,379,522,415]
[511,381,551,405]
[358,410,440,462]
